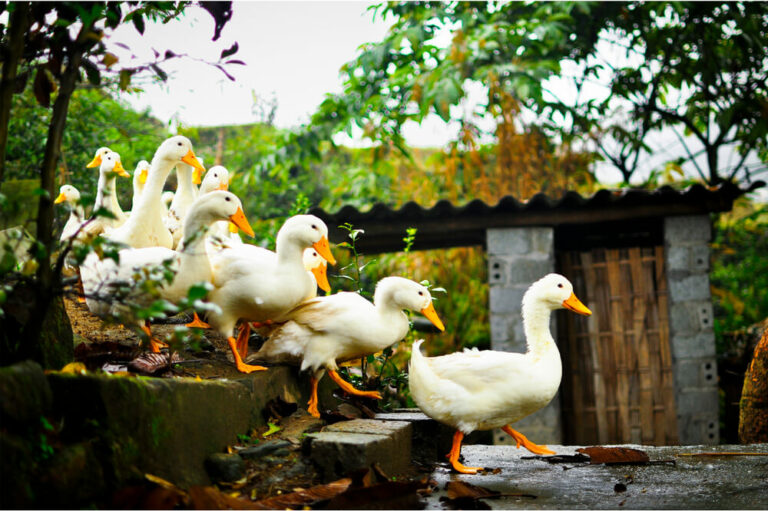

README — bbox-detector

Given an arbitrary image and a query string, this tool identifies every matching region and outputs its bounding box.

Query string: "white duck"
[81,191,254,352]
[408,273,592,474]
[105,136,204,249]
[54,184,85,242]
[166,161,203,248]
[206,214,336,373]
[131,160,150,210]
[199,165,241,247]
[187,246,331,331]
[256,276,445,418]
[83,150,130,236]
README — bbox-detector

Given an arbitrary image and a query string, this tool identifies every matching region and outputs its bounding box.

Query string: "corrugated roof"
[310,181,764,253]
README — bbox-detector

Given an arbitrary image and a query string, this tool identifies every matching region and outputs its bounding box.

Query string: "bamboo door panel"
[558,246,678,445]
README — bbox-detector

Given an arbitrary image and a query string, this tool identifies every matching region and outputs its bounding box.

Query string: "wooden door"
[558,246,678,445]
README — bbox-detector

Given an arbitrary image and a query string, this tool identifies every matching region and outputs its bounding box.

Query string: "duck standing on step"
[408,273,592,474]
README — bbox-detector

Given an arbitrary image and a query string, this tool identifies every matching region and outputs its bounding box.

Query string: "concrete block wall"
[487,227,561,445]
[664,215,719,444]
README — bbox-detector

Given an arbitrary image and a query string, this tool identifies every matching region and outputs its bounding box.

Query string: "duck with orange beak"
[254,276,445,418]
[104,135,205,249]
[408,273,592,474]
[206,214,337,373]
[80,191,255,353]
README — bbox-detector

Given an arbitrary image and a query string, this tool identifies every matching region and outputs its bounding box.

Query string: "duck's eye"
[311,224,318,230]
[177,142,182,146]
[557,283,563,288]
[418,291,424,296]
[214,173,218,178]
[225,197,231,202]
[312,251,318,257]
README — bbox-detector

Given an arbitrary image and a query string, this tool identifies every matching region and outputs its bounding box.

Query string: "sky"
[105,1,766,194]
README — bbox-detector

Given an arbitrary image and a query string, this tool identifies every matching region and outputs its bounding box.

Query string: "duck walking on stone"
[408,273,591,474]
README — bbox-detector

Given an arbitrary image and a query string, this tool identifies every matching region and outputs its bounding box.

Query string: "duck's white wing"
[281,292,373,333]
[426,349,529,394]
[255,292,374,365]
[209,244,274,284]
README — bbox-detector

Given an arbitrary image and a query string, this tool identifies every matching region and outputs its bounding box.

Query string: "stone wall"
[487,227,561,445]
[664,215,720,444]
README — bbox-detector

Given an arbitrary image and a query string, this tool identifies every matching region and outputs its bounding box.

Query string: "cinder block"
[697,302,714,331]
[305,430,409,481]
[508,258,553,285]
[691,245,710,272]
[666,246,690,272]
[669,274,711,302]
[675,358,718,389]
[669,302,697,335]
[487,228,531,256]
[489,286,526,314]
[671,333,716,359]
[664,215,712,243]
[676,387,719,416]
[530,227,554,254]
[488,257,508,284]
[676,413,720,445]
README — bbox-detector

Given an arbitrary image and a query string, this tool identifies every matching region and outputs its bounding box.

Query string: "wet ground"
[423,443,768,510]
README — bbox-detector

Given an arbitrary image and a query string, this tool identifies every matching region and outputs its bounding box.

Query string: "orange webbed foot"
[185,312,210,329]
[502,425,555,455]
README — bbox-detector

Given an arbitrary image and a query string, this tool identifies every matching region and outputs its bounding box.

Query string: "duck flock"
[55,135,593,473]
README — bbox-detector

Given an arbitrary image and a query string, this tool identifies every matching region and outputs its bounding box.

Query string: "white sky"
[105,1,766,196]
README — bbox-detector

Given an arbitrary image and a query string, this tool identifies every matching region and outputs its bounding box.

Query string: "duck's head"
[376,276,445,332]
[155,135,206,177]
[86,147,111,168]
[279,214,336,265]
[303,248,331,293]
[99,151,130,178]
[54,184,80,205]
[193,190,254,237]
[134,160,150,186]
[200,165,230,194]
[524,273,592,316]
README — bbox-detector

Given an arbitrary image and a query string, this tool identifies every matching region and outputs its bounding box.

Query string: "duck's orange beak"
[54,192,67,204]
[563,292,592,316]
[139,168,148,184]
[311,261,331,293]
[217,180,229,191]
[313,236,336,265]
[86,154,102,168]
[113,160,130,178]
[228,206,254,237]
[420,302,445,332]
[181,149,205,182]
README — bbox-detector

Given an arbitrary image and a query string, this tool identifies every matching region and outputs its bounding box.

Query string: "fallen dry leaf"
[445,481,500,500]
[128,352,183,375]
[249,477,353,509]
[576,446,650,465]
[326,480,427,510]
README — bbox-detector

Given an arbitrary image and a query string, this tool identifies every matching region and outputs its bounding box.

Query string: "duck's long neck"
[522,301,558,357]
[274,234,307,271]
[134,155,174,214]
[95,171,114,211]
[132,178,144,207]
[177,208,214,278]
[373,285,409,331]
[170,163,197,216]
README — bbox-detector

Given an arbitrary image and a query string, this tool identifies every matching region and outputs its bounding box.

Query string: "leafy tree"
[0,1,235,366]
[260,1,767,189]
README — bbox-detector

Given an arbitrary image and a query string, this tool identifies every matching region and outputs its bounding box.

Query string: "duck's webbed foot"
[448,430,483,474]
[227,336,267,374]
[327,369,382,399]
[502,425,555,455]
